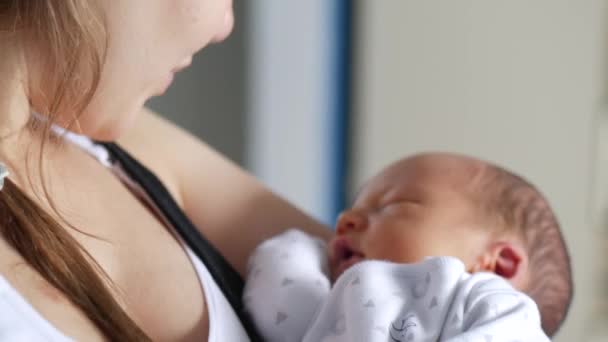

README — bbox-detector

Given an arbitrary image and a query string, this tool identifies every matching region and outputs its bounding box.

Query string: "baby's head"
[328,152,572,336]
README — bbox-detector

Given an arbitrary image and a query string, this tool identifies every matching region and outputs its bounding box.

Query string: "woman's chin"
[212,10,234,43]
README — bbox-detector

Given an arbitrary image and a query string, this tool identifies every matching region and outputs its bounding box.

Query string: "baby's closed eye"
[381,200,423,215]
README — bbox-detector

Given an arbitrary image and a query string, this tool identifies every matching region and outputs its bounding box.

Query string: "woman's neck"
[0,49,63,191]
[0,56,31,138]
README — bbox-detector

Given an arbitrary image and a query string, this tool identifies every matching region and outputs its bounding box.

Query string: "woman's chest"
[5,165,210,341]
[69,170,210,341]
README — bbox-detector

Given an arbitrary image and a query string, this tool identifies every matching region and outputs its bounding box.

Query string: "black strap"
[100,143,262,342]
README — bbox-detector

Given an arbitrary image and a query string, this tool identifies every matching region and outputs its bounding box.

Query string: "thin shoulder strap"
[100,143,262,342]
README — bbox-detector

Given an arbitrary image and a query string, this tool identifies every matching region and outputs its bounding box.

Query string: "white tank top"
[0,129,250,341]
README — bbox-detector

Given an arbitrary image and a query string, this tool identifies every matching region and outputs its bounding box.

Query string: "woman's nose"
[336,210,367,235]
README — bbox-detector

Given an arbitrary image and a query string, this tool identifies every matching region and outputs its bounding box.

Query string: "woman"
[0,0,330,341]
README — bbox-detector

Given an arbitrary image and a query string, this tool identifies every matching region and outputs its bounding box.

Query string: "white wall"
[352,1,608,340]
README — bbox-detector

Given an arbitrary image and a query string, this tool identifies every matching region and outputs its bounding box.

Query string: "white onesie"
[244,229,550,342]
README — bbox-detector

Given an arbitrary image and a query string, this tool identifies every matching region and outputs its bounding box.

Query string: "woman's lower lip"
[172,57,193,73]
[157,73,175,94]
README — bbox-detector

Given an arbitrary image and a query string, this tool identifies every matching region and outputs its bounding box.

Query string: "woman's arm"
[118,108,332,276]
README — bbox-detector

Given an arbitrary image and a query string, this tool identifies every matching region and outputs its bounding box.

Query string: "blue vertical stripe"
[328,0,352,226]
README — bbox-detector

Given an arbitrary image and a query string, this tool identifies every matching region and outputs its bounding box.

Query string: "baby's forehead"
[374,153,487,189]
[356,154,489,206]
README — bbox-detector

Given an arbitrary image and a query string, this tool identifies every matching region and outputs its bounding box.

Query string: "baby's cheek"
[368,236,415,263]
[394,238,438,264]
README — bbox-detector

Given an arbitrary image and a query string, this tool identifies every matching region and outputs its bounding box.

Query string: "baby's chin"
[330,257,365,284]
[329,268,341,284]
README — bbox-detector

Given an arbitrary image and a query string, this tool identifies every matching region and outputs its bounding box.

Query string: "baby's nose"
[336,210,367,235]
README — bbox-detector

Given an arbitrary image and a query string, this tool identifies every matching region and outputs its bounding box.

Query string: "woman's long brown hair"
[0,1,152,340]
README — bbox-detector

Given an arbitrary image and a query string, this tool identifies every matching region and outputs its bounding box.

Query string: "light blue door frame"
[247,0,351,226]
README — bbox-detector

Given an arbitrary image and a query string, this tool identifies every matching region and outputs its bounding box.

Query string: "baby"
[244,153,572,342]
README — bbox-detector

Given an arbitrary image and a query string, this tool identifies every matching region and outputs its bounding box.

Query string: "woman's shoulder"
[116,107,214,207]
[118,107,330,275]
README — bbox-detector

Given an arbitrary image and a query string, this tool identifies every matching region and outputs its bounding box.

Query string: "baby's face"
[328,155,491,281]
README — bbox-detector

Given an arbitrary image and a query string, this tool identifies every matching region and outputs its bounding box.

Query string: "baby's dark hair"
[474,163,573,336]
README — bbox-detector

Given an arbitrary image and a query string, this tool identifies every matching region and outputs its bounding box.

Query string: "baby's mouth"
[330,237,365,281]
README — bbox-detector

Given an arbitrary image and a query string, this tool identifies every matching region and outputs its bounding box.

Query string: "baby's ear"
[472,242,530,290]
